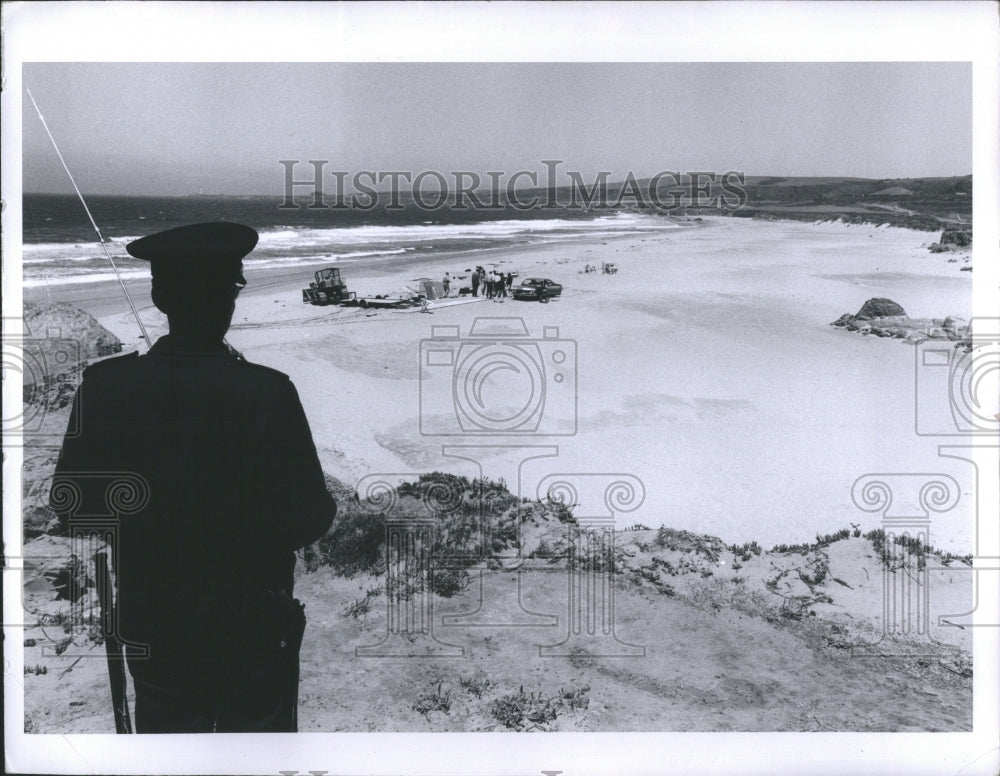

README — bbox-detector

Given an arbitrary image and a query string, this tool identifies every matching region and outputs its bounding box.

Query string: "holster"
[263,589,306,653]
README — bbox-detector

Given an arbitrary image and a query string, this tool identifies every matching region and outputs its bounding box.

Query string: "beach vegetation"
[863,528,970,570]
[938,552,973,567]
[815,528,851,546]
[428,565,472,597]
[770,527,853,556]
[627,558,676,596]
[412,682,452,718]
[488,684,590,731]
[769,541,813,555]
[458,676,493,698]
[798,555,830,587]
[342,586,382,619]
[311,472,575,597]
[653,526,725,563]
[729,540,763,561]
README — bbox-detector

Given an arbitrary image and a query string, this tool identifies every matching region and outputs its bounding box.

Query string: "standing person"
[50,223,337,734]
[471,267,480,297]
[486,269,495,299]
[497,271,508,299]
[442,272,451,298]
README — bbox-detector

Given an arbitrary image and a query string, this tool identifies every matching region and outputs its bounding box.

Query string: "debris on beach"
[830,298,969,344]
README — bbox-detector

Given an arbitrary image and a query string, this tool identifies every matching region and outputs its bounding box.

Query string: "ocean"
[22,194,677,287]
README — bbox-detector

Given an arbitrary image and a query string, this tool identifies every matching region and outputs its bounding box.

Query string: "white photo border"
[3,2,998,775]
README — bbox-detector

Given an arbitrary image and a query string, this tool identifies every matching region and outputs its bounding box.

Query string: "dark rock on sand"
[855,298,906,320]
[929,226,972,253]
[940,226,972,247]
[831,299,970,345]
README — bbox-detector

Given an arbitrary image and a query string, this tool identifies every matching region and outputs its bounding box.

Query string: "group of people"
[469,266,514,299]
[439,267,515,299]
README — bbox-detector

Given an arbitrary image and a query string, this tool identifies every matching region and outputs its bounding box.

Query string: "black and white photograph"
[3,3,998,775]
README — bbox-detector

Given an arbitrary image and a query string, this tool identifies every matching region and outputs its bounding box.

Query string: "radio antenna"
[26,85,152,350]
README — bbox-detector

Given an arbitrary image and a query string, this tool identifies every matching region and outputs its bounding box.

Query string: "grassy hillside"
[527,174,972,231]
[22,472,972,733]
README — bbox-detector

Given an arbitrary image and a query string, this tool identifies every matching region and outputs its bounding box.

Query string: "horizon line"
[23,171,974,199]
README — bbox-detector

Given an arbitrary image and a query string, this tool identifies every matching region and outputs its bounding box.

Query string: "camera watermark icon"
[535,473,646,658]
[419,317,577,437]
[849,473,962,658]
[353,473,464,658]
[10,473,151,659]
[915,317,1000,437]
[2,325,82,445]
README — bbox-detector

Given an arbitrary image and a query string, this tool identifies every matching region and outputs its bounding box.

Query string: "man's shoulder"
[81,350,139,378]
[233,361,307,413]
[235,359,292,384]
[83,350,290,381]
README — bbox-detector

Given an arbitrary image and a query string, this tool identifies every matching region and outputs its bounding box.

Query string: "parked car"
[512,277,563,301]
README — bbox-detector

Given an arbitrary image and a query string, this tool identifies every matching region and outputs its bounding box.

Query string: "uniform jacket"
[51,334,336,654]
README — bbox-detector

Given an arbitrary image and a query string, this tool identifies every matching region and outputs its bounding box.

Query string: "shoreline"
[21,200,971,311]
[21,216,975,552]
[22,210,961,321]
[23,221,699,323]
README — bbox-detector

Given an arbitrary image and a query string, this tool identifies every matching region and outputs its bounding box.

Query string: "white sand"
[22,217,978,735]
[92,217,974,551]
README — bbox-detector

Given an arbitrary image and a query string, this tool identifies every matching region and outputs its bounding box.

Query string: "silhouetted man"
[51,223,336,733]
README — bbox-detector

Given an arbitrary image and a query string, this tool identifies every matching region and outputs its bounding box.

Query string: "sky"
[22,62,972,197]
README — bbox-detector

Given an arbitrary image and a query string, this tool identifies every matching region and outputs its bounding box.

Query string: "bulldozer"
[302,267,355,305]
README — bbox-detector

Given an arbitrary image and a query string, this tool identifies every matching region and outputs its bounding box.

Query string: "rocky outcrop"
[23,302,123,365]
[831,299,969,344]
[929,226,972,253]
[20,303,123,412]
[940,227,972,247]
[854,298,906,320]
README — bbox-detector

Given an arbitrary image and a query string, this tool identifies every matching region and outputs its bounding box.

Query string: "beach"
[28,215,973,549]
[20,215,977,733]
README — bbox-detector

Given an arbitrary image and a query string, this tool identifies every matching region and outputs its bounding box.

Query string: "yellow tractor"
[302,268,355,305]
